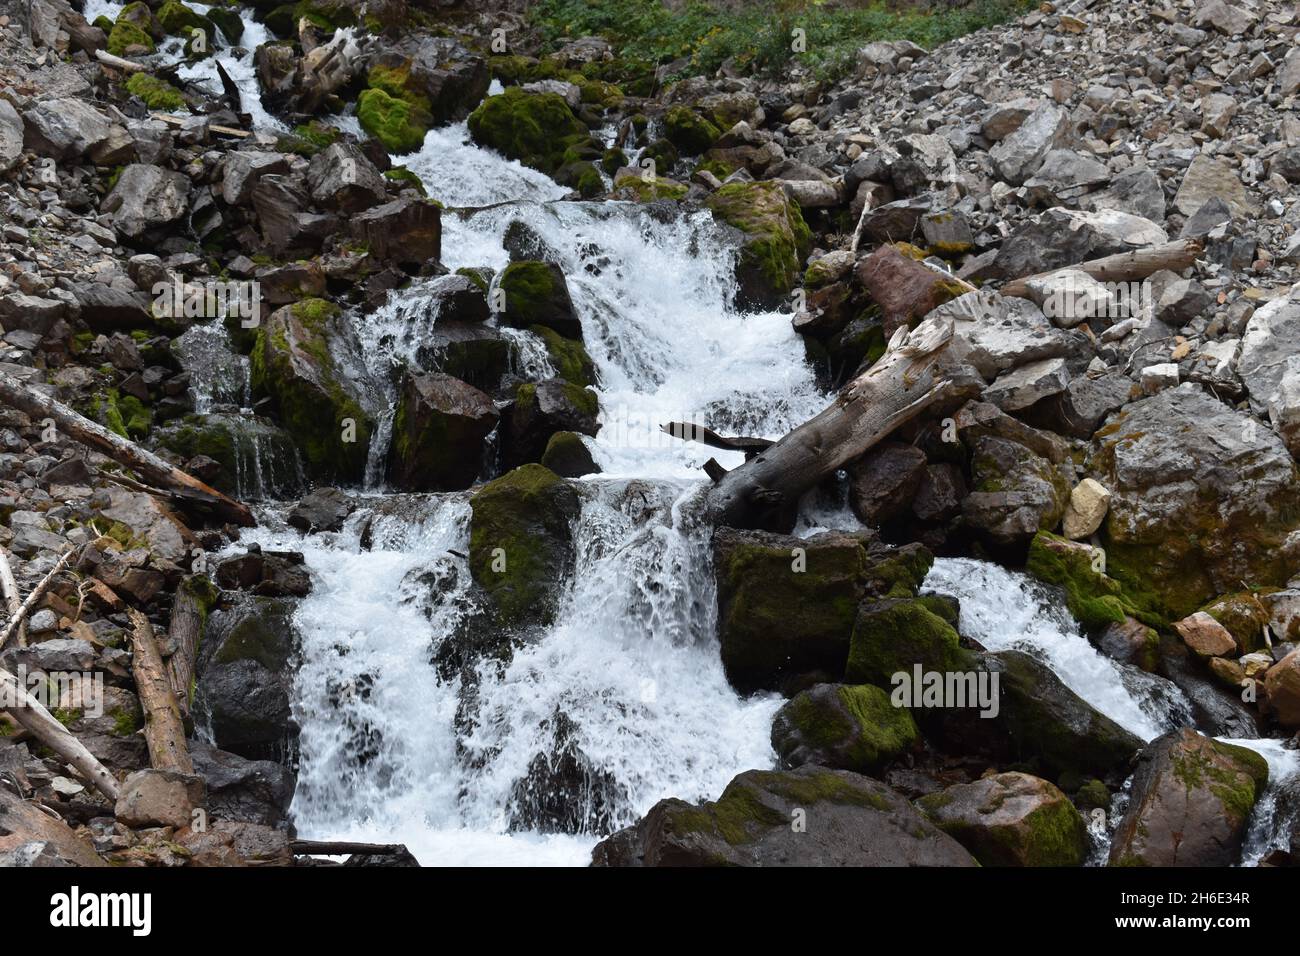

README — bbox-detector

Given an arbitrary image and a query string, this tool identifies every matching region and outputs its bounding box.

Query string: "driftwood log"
[0,373,255,526]
[129,609,193,773]
[0,669,121,801]
[93,48,148,73]
[699,314,958,530]
[164,578,209,721]
[998,239,1204,299]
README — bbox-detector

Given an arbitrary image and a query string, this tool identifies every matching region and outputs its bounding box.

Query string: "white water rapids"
[156,13,1297,865]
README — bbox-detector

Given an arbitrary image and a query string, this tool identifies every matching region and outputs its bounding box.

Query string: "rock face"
[468,464,580,630]
[590,766,978,867]
[770,683,919,773]
[1088,384,1300,620]
[917,772,1089,867]
[502,380,600,468]
[386,372,498,491]
[1108,729,1269,867]
[1263,648,1300,729]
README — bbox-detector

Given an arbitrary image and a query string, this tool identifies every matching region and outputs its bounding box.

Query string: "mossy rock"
[638,137,678,176]
[917,772,1089,867]
[107,17,155,57]
[125,73,186,111]
[357,87,430,155]
[705,180,812,309]
[555,160,605,198]
[468,464,580,629]
[248,299,372,482]
[540,430,599,478]
[600,147,626,177]
[845,598,974,688]
[771,683,919,774]
[498,260,581,338]
[383,166,427,195]
[611,169,688,201]
[1199,591,1274,654]
[663,105,720,156]
[206,5,243,42]
[1026,531,1165,631]
[88,388,152,440]
[529,324,595,387]
[152,413,305,500]
[156,1,214,45]
[466,87,588,176]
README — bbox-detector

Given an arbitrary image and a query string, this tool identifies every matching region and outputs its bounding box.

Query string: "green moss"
[383,166,427,195]
[156,1,213,45]
[107,18,155,57]
[466,87,589,176]
[846,599,973,688]
[358,87,430,155]
[706,180,812,299]
[601,147,627,176]
[781,684,918,770]
[528,324,595,387]
[613,170,688,201]
[558,160,605,198]
[111,707,142,737]
[292,120,340,149]
[1170,738,1268,827]
[1025,531,1165,632]
[663,105,720,155]
[126,73,186,111]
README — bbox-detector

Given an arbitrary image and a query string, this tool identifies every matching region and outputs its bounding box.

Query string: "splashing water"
[1229,738,1300,866]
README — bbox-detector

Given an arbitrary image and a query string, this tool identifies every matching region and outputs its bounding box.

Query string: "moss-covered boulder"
[1088,384,1300,620]
[358,87,430,154]
[713,527,933,694]
[530,324,594,387]
[365,37,489,128]
[386,372,498,492]
[498,260,582,339]
[917,772,1089,867]
[1200,591,1273,654]
[501,379,599,469]
[125,73,186,111]
[845,598,975,688]
[771,683,918,774]
[590,765,977,867]
[156,1,215,50]
[467,87,589,175]
[705,180,811,310]
[663,105,721,156]
[249,299,372,483]
[107,4,157,57]
[415,321,513,393]
[555,160,605,198]
[206,5,243,42]
[468,464,580,629]
[611,168,689,201]
[1026,531,1164,631]
[540,431,599,478]
[1108,728,1269,866]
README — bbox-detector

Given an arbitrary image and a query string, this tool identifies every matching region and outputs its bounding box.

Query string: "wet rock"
[306,142,388,213]
[846,442,927,527]
[917,772,1088,867]
[540,430,599,478]
[498,260,581,339]
[386,372,497,491]
[287,486,354,533]
[507,711,626,835]
[189,741,296,829]
[349,198,442,270]
[415,320,512,392]
[591,766,977,867]
[468,464,580,630]
[367,35,489,127]
[501,379,599,469]
[705,180,811,309]
[771,683,919,773]
[1108,728,1269,866]
[1263,648,1300,729]
[467,87,588,175]
[214,549,311,598]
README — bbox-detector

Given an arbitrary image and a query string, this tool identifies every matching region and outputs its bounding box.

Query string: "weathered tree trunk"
[0,549,75,652]
[164,578,208,721]
[0,668,121,801]
[703,315,958,530]
[129,609,193,773]
[998,239,1204,299]
[0,373,255,526]
[0,547,25,649]
[94,48,148,73]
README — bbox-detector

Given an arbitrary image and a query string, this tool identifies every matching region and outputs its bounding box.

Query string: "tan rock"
[1174,611,1238,658]
[115,768,206,829]
[1263,649,1300,729]
[1207,656,1246,689]
[1062,477,1110,539]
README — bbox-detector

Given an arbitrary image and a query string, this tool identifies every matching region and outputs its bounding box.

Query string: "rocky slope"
[0,0,1298,867]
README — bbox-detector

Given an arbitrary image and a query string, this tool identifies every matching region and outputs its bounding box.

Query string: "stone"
[705,180,811,309]
[497,260,581,339]
[1108,729,1268,866]
[0,789,102,866]
[988,101,1068,185]
[1062,478,1111,540]
[1263,648,1300,729]
[306,142,388,213]
[980,96,1039,141]
[961,432,1072,548]
[1025,269,1115,329]
[0,99,22,173]
[1139,362,1179,394]
[287,487,354,533]
[847,442,927,526]
[1023,149,1110,205]
[115,769,207,829]
[1173,154,1257,218]
[501,379,599,469]
[102,164,191,241]
[1192,0,1257,35]
[994,207,1167,279]
[591,766,977,867]
[1174,611,1238,658]
[386,372,498,491]
[771,683,919,773]
[916,772,1089,867]
[349,198,441,269]
[1200,93,1238,139]
[22,97,114,160]
[985,357,1070,411]
[1237,295,1300,417]
[189,741,296,829]
[1085,166,1166,223]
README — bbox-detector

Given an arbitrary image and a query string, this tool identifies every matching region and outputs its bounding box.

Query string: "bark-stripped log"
[0,373,254,526]
[998,239,1204,300]
[164,577,210,721]
[701,314,959,530]
[0,549,75,652]
[129,609,193,773]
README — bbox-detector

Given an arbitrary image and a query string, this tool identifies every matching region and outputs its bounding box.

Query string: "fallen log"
[129,609,193,773]
[659,422,774,458]
[0,547,24,648]
[0,549,75,652]
[164,577,211,721]
[291,840,409,856]
[998,239,1204,300]
[700,315,959,530]
[94,48,149,73]
[0,669,121,801]
[0,373,255,527]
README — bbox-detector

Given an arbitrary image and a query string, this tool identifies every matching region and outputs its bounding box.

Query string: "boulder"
[993,207,1167,279]
[540,430,599,478]
[1237,294,1300,418]
[1173,611,1238,658]
[501,379,599,468]
[771,683,919,773]
[705,180,811,309]
[220,151,291,205]
[498,260,582,339]
[1263,648,1300,729]
[101,164,191,241]
[466,87,588,175]
[855,245,967,337]
[1108,729,1269,866]
[349,198,441,269]
[961,433,1072,548]
[846,442,927,527]
[287,486,354,533]
[845,597,972,688]
[22,97,114,160]
[0,99,24,173]
[115,768,207,829]
[988,101,1068,185]
[0,789,102,867]
[468,464,580,630]
[386,372,498,491]
[1062,477,1110,540]
[917,772,1089,866]
[1172,154,1256,218]
[591,766,977,867]
[189,741,296,828]
[938,291,1072,381]
[306,142,387,213]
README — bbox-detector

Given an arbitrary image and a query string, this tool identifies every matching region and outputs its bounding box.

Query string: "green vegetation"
[126,73,186,111]
[529,0,1036,82]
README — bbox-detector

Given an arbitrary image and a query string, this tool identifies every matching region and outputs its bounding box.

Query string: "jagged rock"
[847,442,927,527]
[1085,165,1166,222]
[415,320,512,392]
[468,464,580,630]
[1173,154,1256,218]
[0,789,102,866]
[220,150,290,205]
[252,175,337,257]
[1023,149,1110,205]
[985,356,1070,412]
[1087,384,1300,619]
[498,260,581,339]
[190,741,296,828]
[102,164,191,241]
[939,291,1072,380]
[506,710,625,835]
[1237,293,1300,417]
[214,549,311,598]
[287,487,354,533]
[367,35,489,126]
[386,372,497,491]
[1037,371,1136,439]
[1264,648,1300,729]
[591,766,977,867]
[306,142,388,213]
[1108,729,1268,866]
[501,379,599,469]
[993,207,1167,279]
[349,198,441,269]
[771,683,919,773]
[1062,477,1110,540]
[22,97,114,160]
[962,429,1072,548]
[705,180,811,309]
[988,101,1068,185]
[115,768,207,829]
[917,772,1088,867]
[1173,612,1238,659]
[0,99,22,173]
